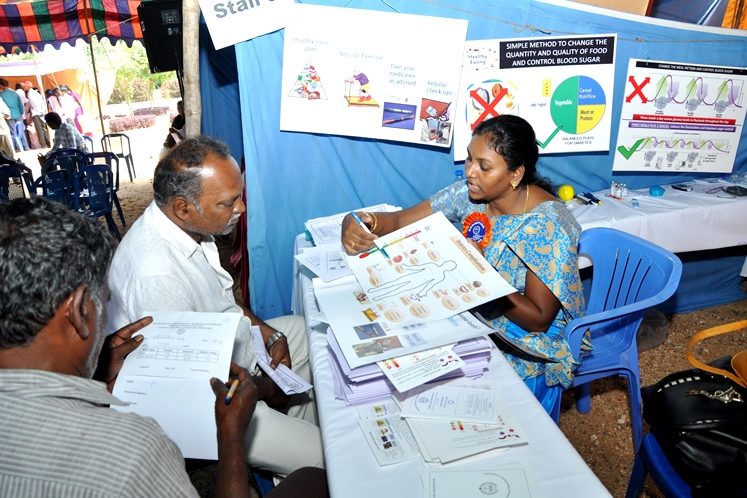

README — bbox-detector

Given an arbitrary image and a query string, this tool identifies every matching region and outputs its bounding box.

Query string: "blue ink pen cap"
[649,186,665,197]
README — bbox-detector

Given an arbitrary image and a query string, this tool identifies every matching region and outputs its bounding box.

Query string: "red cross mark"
[470,86,508,130]
[626,76,650,103]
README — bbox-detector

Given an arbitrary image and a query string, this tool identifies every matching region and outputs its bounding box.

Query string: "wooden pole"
[182,0,201,137]
[83,0,106,137]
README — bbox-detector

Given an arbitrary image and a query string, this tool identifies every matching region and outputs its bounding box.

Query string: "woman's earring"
[511,183,517,190]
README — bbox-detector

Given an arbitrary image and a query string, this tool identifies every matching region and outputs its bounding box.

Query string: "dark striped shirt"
[0,370,198,497]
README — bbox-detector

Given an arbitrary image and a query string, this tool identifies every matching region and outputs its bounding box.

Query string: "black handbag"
[641,320,747,497]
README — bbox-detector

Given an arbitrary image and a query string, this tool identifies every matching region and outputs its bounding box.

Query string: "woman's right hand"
[341,212,377,255]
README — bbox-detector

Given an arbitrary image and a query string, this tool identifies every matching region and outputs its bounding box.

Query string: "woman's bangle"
[368,212,378,234]
[265,331,287,350]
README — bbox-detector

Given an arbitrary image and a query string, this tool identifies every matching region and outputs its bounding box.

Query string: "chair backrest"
[567,228,683,357]
[0,160,34,201]
[84,151,120,191]
[77,164,114,216]
[43,148,86,178]
[101,133,132,157]
[31,169,75,208]
[83,135,95,153]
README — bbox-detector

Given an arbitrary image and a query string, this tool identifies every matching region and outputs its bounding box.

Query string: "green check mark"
[617,138,646,160]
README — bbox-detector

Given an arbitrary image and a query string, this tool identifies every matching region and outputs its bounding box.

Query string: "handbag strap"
[686,320,747,388]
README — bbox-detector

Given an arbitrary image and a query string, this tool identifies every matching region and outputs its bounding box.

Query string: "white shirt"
[26,88,45,117]
[107,200,243,332]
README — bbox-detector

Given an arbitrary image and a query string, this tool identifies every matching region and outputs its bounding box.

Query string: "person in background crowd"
[0,78,28,152]
[22,81,50,149]
[42,111,88,159]
[0,98,15,159]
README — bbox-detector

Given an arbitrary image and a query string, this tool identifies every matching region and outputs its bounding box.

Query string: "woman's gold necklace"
[522,184,530,214]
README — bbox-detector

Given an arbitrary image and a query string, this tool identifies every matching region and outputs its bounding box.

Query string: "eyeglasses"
[705,186,738,198]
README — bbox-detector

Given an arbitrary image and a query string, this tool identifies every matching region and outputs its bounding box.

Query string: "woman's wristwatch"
[265,330,287,350]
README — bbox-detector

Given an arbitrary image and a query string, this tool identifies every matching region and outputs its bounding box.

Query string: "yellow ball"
[557,184,575,202]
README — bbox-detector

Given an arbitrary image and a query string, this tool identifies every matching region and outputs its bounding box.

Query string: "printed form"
[112,311,240,460]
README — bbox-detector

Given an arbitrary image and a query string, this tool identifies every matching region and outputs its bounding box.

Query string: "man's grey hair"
[0,197,115,347]
[153,135,231,207]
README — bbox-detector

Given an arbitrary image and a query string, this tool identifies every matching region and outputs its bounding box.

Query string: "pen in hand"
[224,378,240,405]
[350,211,371,233]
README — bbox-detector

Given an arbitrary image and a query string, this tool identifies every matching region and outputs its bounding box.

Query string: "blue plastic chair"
[43,148,86,178]
[29,169,76,208]
[84,151,125,227]
[565,228,683,450]
[626,433,692,498]
[76,164,121,240]
[252,469,275,497]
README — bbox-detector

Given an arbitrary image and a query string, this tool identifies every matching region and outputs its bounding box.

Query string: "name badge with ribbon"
[462,212,491,249]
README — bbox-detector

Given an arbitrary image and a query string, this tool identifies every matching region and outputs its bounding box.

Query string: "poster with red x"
[453,34,616,161]
[613,59,747,173]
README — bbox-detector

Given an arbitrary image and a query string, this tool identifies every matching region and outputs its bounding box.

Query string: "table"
[296,255,611,498]
[572,182,747,254]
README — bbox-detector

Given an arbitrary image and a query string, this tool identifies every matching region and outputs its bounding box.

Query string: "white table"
[296,260,611,498]
[572,182,747,253]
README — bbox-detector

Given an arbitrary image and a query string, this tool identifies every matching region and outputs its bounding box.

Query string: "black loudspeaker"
[138,0,183,74]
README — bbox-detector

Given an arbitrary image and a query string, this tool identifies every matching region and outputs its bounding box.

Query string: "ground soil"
[14,126,746,497]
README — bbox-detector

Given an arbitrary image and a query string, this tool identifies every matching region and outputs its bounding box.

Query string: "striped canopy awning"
[0,0,143,53]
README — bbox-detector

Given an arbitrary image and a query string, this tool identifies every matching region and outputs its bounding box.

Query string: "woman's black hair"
[472,115,554,194]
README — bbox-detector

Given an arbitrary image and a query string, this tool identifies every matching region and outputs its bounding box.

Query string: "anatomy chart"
[313,212,516,368]
[280,4,467,148]
[613,59,747,173]
[454,34,616,160]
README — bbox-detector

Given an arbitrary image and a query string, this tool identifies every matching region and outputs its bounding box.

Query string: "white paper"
[304,203,397,246]
[198,0,292,50]
[395,381,501,424]
[377,345,465,393]
[356,402,420,466]
[428,467,535,498]
[113,311,240,460]
[249,326,313,394]
[294,244,352,282]
[407,411,526,464]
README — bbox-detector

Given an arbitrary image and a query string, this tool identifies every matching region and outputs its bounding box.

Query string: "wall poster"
[613,59,747,173]
[280,4,468,148]
[453,34,616,160]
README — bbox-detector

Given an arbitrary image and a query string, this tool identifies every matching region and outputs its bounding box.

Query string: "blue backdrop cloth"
[199,1,747,319]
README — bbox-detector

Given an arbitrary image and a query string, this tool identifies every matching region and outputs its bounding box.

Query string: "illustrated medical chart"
[346,211,516,326]
[313,211,516,369]
[453,34,616,160]
[613,59,747,173]
[280,4,467,148]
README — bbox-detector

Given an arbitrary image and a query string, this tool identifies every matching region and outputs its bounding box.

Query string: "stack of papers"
[395,379,527,464]
[297,204,401,283]
[327,332,493,405]
[304,203,399,247]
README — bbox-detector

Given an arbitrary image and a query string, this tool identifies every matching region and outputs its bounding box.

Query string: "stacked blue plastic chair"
[42,148,86,178]
[84,151,125,227]
[565,228,682,450]
[76,164,121,240]
[626,433,692,497]
[29,169,76,208]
